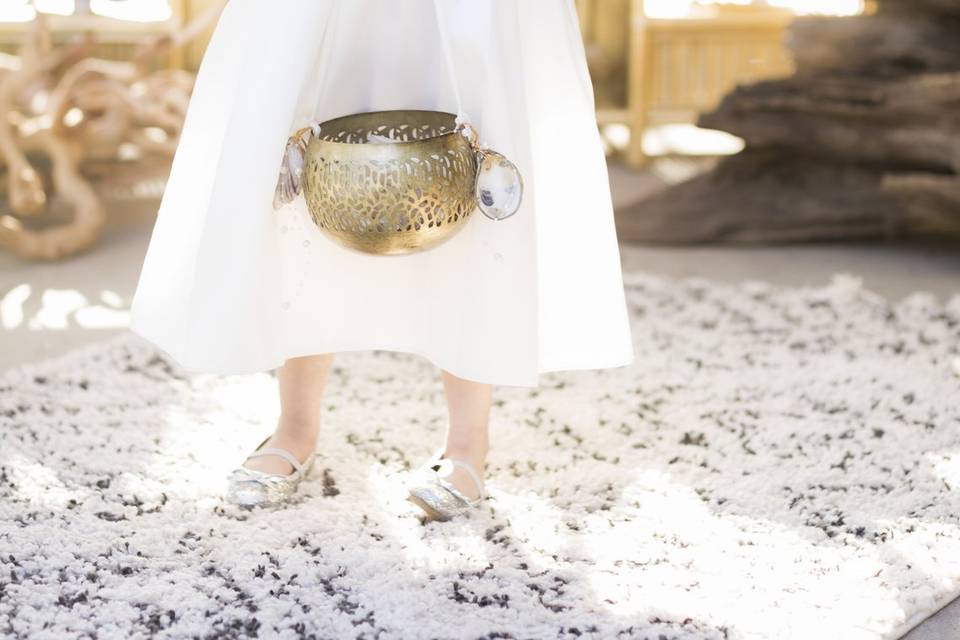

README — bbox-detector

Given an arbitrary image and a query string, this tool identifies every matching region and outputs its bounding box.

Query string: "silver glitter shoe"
[225,436,315,508]
[406,453,485,521]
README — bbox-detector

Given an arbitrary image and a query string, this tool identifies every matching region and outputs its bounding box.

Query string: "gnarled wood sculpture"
[0,2,225,260]
[618,0,960,244]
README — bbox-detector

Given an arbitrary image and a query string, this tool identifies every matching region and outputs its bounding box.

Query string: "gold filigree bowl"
[302,110,479,255]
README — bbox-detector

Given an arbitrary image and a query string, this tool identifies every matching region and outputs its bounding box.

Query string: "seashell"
[273,138,306,210]
[475,149,523,221]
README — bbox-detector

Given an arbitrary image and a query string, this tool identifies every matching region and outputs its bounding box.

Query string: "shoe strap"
[247,447,307,475]
[443,458,485,501]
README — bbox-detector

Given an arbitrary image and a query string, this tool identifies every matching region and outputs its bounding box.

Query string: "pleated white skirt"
[130,0,634,387]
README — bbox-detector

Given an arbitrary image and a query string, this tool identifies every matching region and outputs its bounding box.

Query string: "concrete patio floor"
[0,160,957,639]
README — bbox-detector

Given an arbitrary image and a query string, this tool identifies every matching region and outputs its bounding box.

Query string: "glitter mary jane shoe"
[226,436,315,508]
[406,453,486,521]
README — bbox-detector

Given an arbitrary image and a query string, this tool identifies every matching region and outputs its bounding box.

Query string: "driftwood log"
[0,2,225,261]
[620,1,960,243]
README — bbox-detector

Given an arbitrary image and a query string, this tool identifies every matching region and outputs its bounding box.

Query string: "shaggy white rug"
[1,274,960,640]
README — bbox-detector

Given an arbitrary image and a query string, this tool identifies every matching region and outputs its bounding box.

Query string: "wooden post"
[169,0,188,69]
[181,0,222,71]
[576,0,594,37]
[626,0,649,167]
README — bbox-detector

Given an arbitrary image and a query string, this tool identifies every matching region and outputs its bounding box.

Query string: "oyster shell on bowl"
[475,150,523,221]
[273,137,307,210]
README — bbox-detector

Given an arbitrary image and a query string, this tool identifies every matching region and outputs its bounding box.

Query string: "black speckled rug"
[2,274,959,640]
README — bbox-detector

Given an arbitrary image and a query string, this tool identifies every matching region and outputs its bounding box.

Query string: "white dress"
[130,0,634,387]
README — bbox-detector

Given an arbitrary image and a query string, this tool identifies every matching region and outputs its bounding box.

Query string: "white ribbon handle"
[432,0,471,129]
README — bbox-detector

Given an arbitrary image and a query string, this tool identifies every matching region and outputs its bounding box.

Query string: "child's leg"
[439,370,492,500]
[243,354,335,475]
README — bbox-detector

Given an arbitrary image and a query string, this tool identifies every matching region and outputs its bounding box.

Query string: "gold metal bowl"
[302,110,478,255]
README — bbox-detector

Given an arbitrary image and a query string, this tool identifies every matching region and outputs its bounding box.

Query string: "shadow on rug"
[1,274,959,640]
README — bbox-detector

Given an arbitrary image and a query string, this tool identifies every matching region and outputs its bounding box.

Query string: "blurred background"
[0,0,958,374]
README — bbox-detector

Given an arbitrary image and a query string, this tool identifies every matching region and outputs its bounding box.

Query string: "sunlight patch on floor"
[1,285,130,331]
[642,124,744,158]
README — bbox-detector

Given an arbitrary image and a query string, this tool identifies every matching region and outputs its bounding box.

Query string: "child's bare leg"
[243,354,334,475]
[439,370,492,499]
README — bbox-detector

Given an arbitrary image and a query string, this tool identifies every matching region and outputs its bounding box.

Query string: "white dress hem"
[128,326,635,389]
